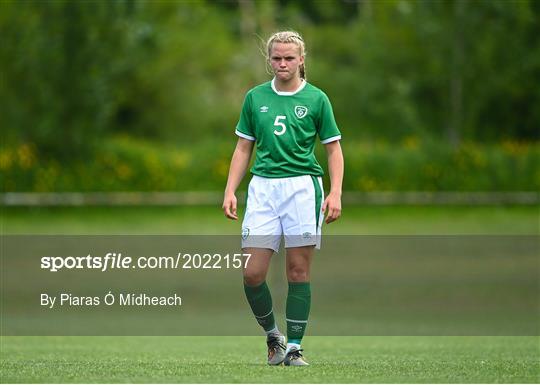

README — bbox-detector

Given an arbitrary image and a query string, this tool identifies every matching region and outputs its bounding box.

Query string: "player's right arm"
[223,137,254,220]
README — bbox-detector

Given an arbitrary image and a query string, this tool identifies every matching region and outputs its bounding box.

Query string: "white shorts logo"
[241,227,250,240]
[294,106,308,119]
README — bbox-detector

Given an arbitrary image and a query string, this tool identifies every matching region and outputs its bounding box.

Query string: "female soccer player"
[223,31,344,366]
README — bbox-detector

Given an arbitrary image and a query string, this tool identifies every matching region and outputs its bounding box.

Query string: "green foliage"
[1,0,538,187]
[110,2,242,141]
[340,138,539,191]
[2,136,537,192]
[306,0,540,141]
[0,0,133,158]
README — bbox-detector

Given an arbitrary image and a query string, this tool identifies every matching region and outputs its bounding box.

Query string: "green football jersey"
[236,79,341,178]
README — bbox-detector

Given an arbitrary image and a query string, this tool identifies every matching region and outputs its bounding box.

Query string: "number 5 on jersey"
[273,115,286,136]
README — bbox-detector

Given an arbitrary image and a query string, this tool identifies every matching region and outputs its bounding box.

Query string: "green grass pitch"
[2,205,538,235]
[1,205,538,382]
[1,336,538,383]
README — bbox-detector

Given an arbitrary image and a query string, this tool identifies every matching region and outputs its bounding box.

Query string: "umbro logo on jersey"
[260,106,269,113]
[294,106,308,119]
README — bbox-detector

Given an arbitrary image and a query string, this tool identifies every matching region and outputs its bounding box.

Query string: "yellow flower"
[402,136,419,150]
[0,149,13,170]
[215,159,229,178]
[172,152,190,169]
[358,176,377,192]
[502,140,529,155]
[116,163,133,180]
[17,143,36,169]
[423,164,441,178]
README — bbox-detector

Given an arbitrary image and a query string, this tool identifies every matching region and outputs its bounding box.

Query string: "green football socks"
[244,281,276,332]
[245,280,311,341]
[286,281,311,343]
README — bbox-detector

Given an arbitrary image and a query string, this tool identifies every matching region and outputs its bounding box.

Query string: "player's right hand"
[222,193,238,220]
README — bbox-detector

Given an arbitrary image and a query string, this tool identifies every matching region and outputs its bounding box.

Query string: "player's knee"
[287,266,309,282]
[243,270,266,286]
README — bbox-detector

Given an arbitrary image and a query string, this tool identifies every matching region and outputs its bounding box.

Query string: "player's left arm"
[322,140,344,224]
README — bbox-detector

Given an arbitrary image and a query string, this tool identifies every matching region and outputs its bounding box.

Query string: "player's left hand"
[322,192,341,224]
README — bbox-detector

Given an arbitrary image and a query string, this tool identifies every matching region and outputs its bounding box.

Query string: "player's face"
[269,43,304,82]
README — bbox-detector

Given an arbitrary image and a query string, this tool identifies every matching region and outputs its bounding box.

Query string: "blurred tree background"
[1,0,538,192]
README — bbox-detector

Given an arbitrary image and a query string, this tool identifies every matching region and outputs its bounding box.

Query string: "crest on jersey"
[294,106,308,119]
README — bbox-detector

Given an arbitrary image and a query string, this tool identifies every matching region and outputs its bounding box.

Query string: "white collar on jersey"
[271,77,306,96]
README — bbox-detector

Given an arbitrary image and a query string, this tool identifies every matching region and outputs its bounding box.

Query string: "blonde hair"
[266,30,306,79]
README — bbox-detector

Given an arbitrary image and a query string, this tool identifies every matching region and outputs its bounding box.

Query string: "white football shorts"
[241,175,324,252]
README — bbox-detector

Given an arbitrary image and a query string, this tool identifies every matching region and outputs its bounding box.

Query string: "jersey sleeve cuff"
[320,135,341,144]
[235,129,256,141]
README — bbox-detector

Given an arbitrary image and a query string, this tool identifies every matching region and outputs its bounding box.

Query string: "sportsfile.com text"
[40,253,252,272]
